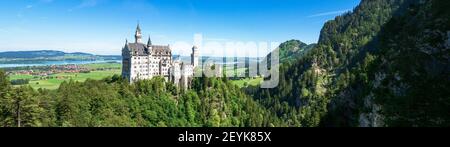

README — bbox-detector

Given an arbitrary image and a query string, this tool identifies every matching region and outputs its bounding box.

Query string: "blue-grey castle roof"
[124,25,171,56]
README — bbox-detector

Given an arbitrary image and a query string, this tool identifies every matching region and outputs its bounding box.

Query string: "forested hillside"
[267,40,316,64]
[249,0,449,127]
[357,0,450,126]
[0,71,285,127]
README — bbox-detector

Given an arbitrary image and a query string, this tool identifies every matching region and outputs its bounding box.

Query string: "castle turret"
[135,23,142,43]
[122,39,131,82]
[147,36,152,47]
[191,46,199,68]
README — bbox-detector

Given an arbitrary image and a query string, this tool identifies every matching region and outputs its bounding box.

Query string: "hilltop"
[264,40,316,65]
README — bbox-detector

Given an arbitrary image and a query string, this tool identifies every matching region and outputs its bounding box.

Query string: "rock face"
[446,32,450,48]
[359,93,384,127]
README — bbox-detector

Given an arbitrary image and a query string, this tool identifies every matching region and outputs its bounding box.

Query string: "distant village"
[6,64,118,80]
[9,64,88,76]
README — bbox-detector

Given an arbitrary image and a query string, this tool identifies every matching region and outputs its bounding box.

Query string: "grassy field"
[10,74,34,79]
[82,63,122,70]
[230,77,263,88]
[224,67,263,88]
[9,63,121,90]
[11,70,121,90]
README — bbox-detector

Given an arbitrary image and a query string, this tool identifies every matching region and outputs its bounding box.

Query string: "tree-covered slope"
[360,0,450,126]
[249,0,449,127]
[323,0,449,127]
[0,70,285,127]
[268,40,316,64]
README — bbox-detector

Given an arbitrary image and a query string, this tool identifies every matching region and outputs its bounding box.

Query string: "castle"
[122,24,199,89]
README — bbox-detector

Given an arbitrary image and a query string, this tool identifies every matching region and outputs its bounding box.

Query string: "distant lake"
[0,60,121,68]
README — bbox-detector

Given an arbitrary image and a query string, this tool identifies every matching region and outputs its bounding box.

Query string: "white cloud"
[26,5,33,9]
[308,9,351,18]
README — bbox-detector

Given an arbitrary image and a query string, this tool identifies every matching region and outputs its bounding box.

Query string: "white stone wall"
[125,45,197,88]
[149,55,171,76]
[128,54,174,82]
[131,56,150,80]
[169,62,182,86]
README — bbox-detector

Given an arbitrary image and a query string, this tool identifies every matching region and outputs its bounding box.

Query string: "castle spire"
[136,21,141,32]
[135,22,142,43]
[147,35,152,46]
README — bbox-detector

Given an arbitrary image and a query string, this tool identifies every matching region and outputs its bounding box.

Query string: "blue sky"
[0,0,360,56]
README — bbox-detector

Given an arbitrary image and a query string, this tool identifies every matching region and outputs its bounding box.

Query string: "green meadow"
[224,67,263,88]
[9,63,121,90]
[8,63,261,89]
[230,77,263,88]
[83,63,122,70]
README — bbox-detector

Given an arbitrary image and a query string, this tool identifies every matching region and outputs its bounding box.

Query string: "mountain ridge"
[0,50,121,58]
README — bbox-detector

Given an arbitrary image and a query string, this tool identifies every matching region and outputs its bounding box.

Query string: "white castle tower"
[135,24,142,43]
[191,46,199,68]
